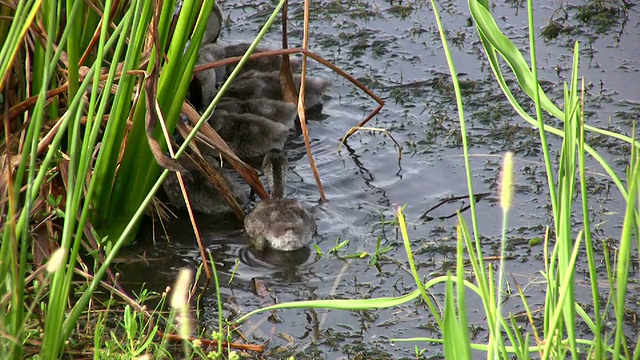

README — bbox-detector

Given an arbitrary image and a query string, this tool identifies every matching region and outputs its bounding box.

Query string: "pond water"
[120,0,639,357]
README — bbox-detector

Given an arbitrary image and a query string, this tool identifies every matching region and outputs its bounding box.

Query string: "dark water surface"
[121,0,639,357]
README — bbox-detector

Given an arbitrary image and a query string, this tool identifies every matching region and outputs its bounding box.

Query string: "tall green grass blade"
[0,3,16,59]
[90,0,154,232]
[143,0,216,185]
[0,7,86,348]
[426,4,489,349]
[4,0,80,355]
[542,225,558,344]
[576,76,603,357]
[508,315,524,358]
[469,0,562,119]
[108,0,187,212]
[541,232,582,359]
[455,223,471,358]
[458,213,496,344]
[526,0,558,230]
[36,3,66,358]
[612,142,639,359]
[469,0,634,203]
[208,252,224,356]
[65,0,83,102]
[99,0,217,243]
[443,275,469,360]
[0,0,42,89]
[36,1,114,356]
[439,224,472,359]
[430,0,481,251]
[7,0,83,243]
[553,45,582,358]
[72,1,132,286]
[459,214,516,358]
[397,207,442,327]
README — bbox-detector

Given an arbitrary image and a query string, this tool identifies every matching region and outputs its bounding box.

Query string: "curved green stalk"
[398,207,442,327]
[0,0,42,89]
[469,0,632,203]
[612,147,639,359]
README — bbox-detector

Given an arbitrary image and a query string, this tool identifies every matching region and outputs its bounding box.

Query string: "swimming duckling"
[192,44,266,106]
[226,69,329,112]
[244,149,317,251]
[208,110,291,160]
[202,4,223,45]
[194,43,301,98]
[163,155,247,216]
[192,43,227,109]
[192,44,305,110]
[216,97,297,129]
[188,4,224,109]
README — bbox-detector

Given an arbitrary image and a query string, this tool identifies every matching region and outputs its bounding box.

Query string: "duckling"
[226,69,329,112]
[202,4,223,45]
[194,42,301,94]
[216,97,297,129]
[188,4,224,109]
[163,155,247,216]
[244,149,317,251]
[192,44,303,110]
[208,110,291,160]
[192,43,227,109]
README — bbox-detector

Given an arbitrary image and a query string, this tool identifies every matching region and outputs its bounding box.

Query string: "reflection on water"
[122,0,640,357]
[239,246,313,282]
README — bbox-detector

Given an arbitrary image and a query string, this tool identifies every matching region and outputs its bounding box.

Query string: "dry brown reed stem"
[144,11,186,173]
[0,112,62,199]
[78,0,123,66]
[279,0,298,105]
[276,0,326,202]
[1,83,70,123]
[0,68,147,126]
[161,333,265,353]
[298,0,327,203]
[159,111,212,281]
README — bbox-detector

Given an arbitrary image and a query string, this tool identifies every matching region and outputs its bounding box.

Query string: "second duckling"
[208,110,292,160]
[216,97,297,129]
[244,149,316,251]
[226,70,329,112]
[162,155,247,216]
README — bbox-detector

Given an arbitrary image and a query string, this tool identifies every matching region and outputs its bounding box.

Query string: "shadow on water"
[118,0,640,357]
